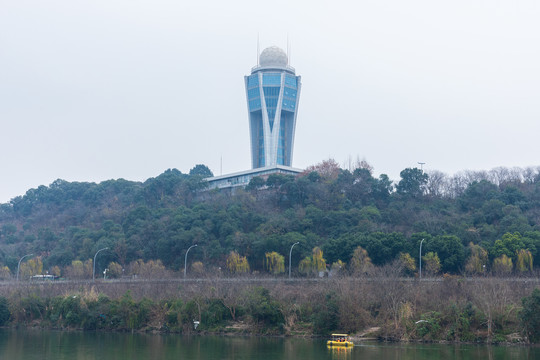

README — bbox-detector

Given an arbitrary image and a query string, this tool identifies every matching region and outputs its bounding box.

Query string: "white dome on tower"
[259,46,288,67]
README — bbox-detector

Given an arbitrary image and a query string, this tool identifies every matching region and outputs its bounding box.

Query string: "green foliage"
[362,232,409,266]
[299,247,326,276]
[426,235,465,273]
[246,176,266,191]
[311,292,340,335]
[165,299,183,328]
[226,251,250,274]
[445,303,475,342]
[181,300,201,325]
[129,259,166,278]
[2,162,540,276]
[108,291,151,330]
[264,252,285,274]
[465,242,488,274]
[299,257,312,275]
[18,296,46,322]
[0,276,537,341]
[396,168,428,197]
[350,246,373,275]
[520,288,540,343]
[459,180,499,211]
[0,265,11,279]
[491,232,527,260]
[422,252,441,275]
[312,247,326,273]
[399,252,416,275]
[20,257,43,278]
[0,297,10,325]
[107,261,123,278]
[57,295,84,326]
[189,164,213,177]
[516,249,533,272]
[493,254,513,274]
[246,287,284,330]
[330,260,345,276]
[416,311,442,339]
[201,299,231,329]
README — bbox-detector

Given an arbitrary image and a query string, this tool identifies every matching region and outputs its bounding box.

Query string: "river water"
[0,329,537,360]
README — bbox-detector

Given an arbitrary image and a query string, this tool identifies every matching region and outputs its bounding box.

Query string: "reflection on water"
[328,346,353,360]
[0,329,538,360]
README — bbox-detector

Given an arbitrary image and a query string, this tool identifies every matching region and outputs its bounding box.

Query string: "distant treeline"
[0,160,540,278]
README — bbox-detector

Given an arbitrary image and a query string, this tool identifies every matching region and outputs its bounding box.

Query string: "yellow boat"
[327,333,354,347]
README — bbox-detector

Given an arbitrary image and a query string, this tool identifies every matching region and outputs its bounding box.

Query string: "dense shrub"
[416,312,442,339]
[201,299,231,329]
[3,164,540,278]
[18,296,46,322]
[0,278,534,342]
[311,292,340,335]
[520,288,540,343]
[108,291,151,330]
[246,287,284,330]
[0,297,10,325]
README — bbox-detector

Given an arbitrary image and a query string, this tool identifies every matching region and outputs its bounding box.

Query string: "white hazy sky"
[1,1,539,203]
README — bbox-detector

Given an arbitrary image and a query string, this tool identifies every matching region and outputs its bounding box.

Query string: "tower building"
[245,46,301,169]
[206,45,303,190]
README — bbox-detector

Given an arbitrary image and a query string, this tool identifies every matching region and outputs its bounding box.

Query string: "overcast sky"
[1,1,539,203]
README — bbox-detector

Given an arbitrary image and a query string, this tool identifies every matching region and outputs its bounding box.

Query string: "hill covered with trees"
[1,160,540,279]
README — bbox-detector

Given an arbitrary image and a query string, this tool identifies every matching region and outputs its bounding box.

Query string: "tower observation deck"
[245,46,301,169]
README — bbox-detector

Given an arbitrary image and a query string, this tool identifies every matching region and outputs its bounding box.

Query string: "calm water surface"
[0,329,538,360]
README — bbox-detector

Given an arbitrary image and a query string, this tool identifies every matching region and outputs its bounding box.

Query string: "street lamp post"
[184,244,198,279]
[17,253,34,282]
[289,242,300,279]
[419,239,425,279]
[93,247,109,281]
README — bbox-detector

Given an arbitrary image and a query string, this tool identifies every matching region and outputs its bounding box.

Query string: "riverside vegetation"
[1,159,540,342]
[1,277,540,344]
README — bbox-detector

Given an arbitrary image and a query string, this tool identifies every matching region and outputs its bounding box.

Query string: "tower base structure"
[205,165,303,190]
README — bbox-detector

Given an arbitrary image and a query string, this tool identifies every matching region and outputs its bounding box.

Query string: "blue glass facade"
[247,76,261,111]
[245,47,301,169]
[262,73,282,85]
[263,85,280,128]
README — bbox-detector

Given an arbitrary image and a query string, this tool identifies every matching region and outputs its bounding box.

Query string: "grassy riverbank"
[0,277,539,344]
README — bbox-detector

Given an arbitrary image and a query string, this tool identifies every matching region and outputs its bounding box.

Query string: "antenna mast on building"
[287,34,290,65]
[257,33,260,66]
